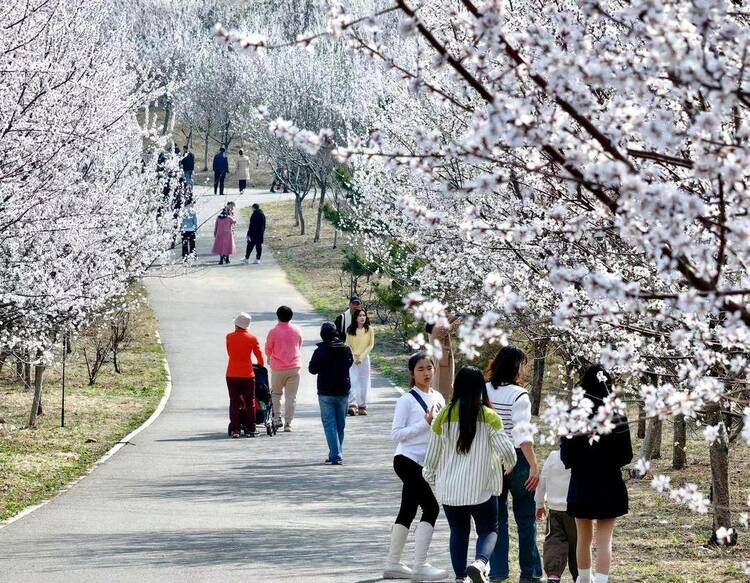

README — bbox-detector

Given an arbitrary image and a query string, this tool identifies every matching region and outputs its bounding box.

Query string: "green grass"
[0,287,167,521]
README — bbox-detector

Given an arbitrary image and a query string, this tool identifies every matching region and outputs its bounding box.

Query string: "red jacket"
[226,328,264,378]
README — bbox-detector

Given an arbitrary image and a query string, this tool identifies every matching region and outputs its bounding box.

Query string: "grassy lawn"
[262,198,750,581]
[0,290,167,522]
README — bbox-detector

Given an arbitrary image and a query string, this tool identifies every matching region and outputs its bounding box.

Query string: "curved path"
[0,192,444,582]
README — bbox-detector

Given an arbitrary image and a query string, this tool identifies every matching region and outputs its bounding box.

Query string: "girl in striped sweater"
[423,367,517,583]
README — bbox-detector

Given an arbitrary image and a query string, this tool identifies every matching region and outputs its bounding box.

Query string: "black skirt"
[567,465,629,519]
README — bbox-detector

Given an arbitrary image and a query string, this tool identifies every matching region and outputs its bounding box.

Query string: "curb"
[0,336,173,530]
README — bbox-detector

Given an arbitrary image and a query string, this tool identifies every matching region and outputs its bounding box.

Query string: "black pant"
[181,231,196,257]
[214,171,226,195]
[393,454,439,527]
[245,239,262,260]
[226,377,256,433]
[239,179,247,193]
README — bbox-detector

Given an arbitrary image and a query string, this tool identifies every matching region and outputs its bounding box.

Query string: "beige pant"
[271,367,300,423]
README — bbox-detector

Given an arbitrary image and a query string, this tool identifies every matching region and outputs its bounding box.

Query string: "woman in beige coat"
[427,317,460,401]
[236,149,251,194]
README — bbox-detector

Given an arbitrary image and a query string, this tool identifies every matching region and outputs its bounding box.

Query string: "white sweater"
[391,387,445,465]
[534,450,571,512]
[486,382,533,448]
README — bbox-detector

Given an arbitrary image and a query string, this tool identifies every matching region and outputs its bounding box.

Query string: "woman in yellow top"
[346,309,375,415]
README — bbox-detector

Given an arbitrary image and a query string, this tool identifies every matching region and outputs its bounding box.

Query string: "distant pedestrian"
[265,305,303,433]
[423,366,517,583]
[560,365,632,583]
[535,448,578,583]
[486,346,543,583]
[308,321,353,465]
[237,149,251,194]
[226,312,265,438]
[346,308,374,416]
[335,296,363,366]
[270,165,289,193]
[180,199,198,259]
[212,203,236,265]
[243,203,266,264]
[383,352,446,582]
[180,146,195,185]
[213,146,229,196]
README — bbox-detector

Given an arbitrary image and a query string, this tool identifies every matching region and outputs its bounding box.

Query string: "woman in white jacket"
[423,366,517,583]
[383,352,447,581]
[236,149,251,194]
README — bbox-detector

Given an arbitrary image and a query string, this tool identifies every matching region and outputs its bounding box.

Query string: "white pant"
[348,355,371,406]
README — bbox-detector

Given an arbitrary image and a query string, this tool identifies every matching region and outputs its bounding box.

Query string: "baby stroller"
[227,364,277,437]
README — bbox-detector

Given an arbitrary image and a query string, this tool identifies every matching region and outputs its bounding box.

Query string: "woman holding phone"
[383,352,447,581]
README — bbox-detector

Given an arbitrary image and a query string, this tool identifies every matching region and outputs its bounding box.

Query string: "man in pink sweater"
[265,305,304,432]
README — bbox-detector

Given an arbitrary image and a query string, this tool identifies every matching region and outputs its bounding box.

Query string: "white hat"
[234,312,252,329]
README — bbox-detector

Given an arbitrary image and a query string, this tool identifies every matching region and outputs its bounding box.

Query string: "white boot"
[383,524,413,579]
[411,522,447,581]
[576,568,592,583]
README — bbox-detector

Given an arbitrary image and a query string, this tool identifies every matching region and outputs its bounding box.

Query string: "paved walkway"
[0,193,450,582]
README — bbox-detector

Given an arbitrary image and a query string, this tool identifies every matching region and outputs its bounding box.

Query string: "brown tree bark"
[652,419,663,459]
[314,180,327,243]
[637,401,647,438]
[29,364,45,428]
[529,338,549,416]
[705,404,735,545]
[672,414,687,470]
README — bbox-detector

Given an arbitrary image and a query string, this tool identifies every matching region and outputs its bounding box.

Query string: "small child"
[535,449,578,583]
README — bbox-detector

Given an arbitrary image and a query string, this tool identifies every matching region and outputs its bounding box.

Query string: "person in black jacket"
[560,365,632,583]
[243,204,266,264]
[308,321,354,465]
[213,147,229,196]
[180,146,195,185]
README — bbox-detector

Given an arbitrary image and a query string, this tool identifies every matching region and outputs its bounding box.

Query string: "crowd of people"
[222,294,633,583]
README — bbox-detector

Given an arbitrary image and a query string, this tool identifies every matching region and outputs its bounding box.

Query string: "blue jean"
[443,496,499,578]
[490,450,542,580]
[183,170,193,184]
[318,395,347,462]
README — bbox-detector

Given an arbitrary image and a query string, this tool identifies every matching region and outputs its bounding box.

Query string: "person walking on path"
[226,312,265,438]
[383,352,447,582]
[243,203,266,264]
[212,203,236,265]
[346,308,374,416]
[180,198,198,259]
[213,146,229,196]
[265,305,303,432]
[560,365,632,583]
[423,366,517,583]
[236,149,251,194]
[535,449,578,583]
[335,296,363,413]
[486,346,543,583]
[308,322,353,465]
[426,315,460,401]
[180,146,195,185]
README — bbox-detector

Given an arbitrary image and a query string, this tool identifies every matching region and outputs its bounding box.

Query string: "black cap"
[350,296,362,304]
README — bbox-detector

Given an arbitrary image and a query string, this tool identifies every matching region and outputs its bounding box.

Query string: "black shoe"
[247,431,259,438]
[231,433,240,439]
[324,459,333,465]
[330,459,343,466]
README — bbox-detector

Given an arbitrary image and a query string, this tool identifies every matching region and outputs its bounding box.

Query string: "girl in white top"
[383,353,447,581]
[423,366,517,582]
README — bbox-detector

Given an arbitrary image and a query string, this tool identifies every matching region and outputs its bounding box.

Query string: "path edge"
[0,334,173,530]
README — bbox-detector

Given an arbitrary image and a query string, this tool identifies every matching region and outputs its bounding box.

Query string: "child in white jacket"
[535,449,578,583]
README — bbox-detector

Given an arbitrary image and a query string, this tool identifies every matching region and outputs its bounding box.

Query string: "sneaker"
[241,258,249,264]
[231,432,240,439]
[330,459,343,465]
[324,459,333,465]
[347,406,358,416]
[254,258,261,264]
[466,560,489,583]
[284,424,292,432]
[246,431,259,438]
[357,406,368,416]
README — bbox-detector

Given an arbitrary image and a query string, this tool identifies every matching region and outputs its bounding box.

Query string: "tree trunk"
[673,413,687,470]
[203,126,210,172]
[24,361,31,391]
[295,196,305,235]
[0,352,7,375]
[161,99,172,136]
[314,181,327,243]
[29,364,45,428]
[705,404,735,544]
[333,228,338,249]
[530,338,548,416]
[652,419,663,459]
[637,418,661,471]
[294,194,301,227]
[637,401,647,438]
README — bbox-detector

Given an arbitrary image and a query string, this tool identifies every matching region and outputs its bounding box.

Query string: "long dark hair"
[448,366,492,454]
[347,309,370,335]
[580,364,613,413]
[408,352,434,386]
[486,346,527,387]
